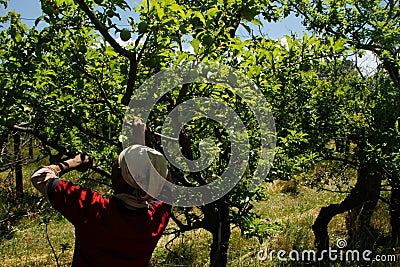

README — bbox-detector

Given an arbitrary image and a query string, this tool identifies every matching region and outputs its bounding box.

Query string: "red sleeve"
[48,179,107,226]
[148,200,171,238]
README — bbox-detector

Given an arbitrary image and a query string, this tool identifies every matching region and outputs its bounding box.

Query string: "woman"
[31,118,171,266]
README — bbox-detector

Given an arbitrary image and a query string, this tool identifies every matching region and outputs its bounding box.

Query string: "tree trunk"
[13,132,23,196]
[390,178,400,245]
[312,164,381,251]
[210,201,230,267]
[202,199,231,267]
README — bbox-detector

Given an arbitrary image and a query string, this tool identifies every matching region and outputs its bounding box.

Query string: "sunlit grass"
[0,216,75,267]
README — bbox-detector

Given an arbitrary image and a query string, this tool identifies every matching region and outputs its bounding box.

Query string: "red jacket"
[49,179,171,267]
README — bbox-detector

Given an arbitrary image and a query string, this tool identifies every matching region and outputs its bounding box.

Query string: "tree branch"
[90,165,112,179]
[121,57,138,106]
[5,124,113,179]
[169,212,202,233]
[74,0,135,59]
[70,49,118,116]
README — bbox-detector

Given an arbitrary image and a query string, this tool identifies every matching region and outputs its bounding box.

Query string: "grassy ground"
[0,160,398,267]
[149,183,349,267]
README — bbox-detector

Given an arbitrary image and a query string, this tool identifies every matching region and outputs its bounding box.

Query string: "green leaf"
[194,11,206,25]
[191,38,200,54]
[251,17,263,26]
[241,23,252,35]
[170,3,183,13]
[14,33,22,42]
[206,7,219,17]
[157,6,165,20]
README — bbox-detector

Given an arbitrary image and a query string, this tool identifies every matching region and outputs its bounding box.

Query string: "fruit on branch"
[120,28,131,42]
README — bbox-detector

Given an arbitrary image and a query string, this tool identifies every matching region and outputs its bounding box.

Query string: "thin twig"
[153,132,179,141]
[164,232,180,255]
[45,221,60,267]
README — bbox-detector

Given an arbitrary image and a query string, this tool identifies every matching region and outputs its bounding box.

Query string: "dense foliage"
[1,0,399,265]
